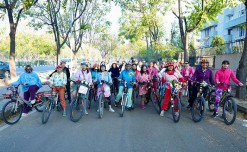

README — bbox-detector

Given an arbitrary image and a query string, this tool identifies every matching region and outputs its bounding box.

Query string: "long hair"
[25,65,33,72]
[140,65,149,75]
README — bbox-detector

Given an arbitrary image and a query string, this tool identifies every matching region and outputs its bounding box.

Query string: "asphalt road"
[0,97,246,152]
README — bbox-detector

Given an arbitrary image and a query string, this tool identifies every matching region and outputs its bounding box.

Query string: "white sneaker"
[85,110,88,115]
[174,112,179,117]
[109,108,115,113]
[97,109,99,113]
[30,99,35,104]
[22,113,28,117]
[160,111,164,117]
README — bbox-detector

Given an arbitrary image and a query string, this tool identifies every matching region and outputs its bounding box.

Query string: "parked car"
[0,61,10,79]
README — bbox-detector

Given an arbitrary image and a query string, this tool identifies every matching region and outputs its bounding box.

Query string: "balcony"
[209,31,218,37]
[224,35,232,42]
[224,15,246,29]
[225,8,234,16]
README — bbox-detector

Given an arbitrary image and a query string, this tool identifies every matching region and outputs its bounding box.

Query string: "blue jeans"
[115,86,133,108]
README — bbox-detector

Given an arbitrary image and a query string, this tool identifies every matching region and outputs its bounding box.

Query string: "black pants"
[188,84,208,107]
[105,97,111,105]
[66,82,71,102]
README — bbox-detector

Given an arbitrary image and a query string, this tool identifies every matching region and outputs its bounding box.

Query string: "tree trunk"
[236,3,247,99]
[9,25,17,79]
[184,33,189,62]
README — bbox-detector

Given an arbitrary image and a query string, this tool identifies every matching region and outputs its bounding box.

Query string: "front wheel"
[171,96,181,123]
[120,95,127,117]
[42,100,53,124]
[2,100,23,125]
[151,92,161,114]
[191,96,206,122]
[223,97,237,125]
[70,96,84,122]
[207,91,215,112]
[98,94,104,119]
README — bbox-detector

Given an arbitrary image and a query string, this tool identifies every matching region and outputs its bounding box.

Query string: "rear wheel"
[42,100,53,124]
[207,91,215,112]
[171,96,181,123]
[151,92,161,114]
[191,96,206,122]
[2,100,23,125]
[70,95,84,122]
[98,94,104,119]
[223,97,237,125]
[120,95,127,117]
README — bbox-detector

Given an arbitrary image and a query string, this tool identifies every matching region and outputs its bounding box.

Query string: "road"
[0,97,246,152]
[16,65,55,75]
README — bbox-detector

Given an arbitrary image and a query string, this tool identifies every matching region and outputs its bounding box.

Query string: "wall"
[214,53,242,72]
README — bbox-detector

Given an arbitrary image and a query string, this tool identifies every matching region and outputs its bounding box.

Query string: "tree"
[0,0,38,79]
[172,0,228,61]
[211,35,225,55]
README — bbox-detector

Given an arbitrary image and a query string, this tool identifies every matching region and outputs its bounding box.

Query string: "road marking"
[0,110,36,132]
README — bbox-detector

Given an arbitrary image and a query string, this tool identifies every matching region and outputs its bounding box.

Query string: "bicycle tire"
[207,91,215,112]
[191,96,206,122]
[70,95,84,122]
[223,97,237,125]
[151,92,161,114]
[34,99,45,112]
[88,89,93,109]
[171,96,181,123]
[2,99,23,125]
[120,94,127,117]
[98,93,104,119]
[42,100,52,124]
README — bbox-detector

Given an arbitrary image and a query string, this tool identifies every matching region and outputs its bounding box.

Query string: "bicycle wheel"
[98,94,104,119]
[42,100,53,124]
[2,99,23,125]
[70,95,84,122]
[151,92,161,114]
[223,97,237,125]
[120,94,127,117]
[34,99,45,112]
[88,89,93,109]
[191,96,206,122]
[207,91,215,112]
[171,96,181,123]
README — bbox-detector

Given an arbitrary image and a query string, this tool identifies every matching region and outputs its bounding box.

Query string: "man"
[48,60,71,103]
[115,62,136,110]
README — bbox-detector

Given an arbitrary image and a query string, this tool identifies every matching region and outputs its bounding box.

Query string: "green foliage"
[211,35,225,55]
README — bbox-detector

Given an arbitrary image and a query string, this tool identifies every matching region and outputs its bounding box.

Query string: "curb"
[237,104,247,114]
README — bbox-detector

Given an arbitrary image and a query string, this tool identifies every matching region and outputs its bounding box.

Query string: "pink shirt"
[148,67,158,76]
[215,68,240,90]
[75,70,93,84]
[181,66,194,80]
[162,71,183,83]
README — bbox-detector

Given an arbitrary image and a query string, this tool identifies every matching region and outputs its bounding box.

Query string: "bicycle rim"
[223,97,237,125]
[172,96,181,123]
[2,100,23,125]
[42,101,52,124]
[70,98,84,122]
[191,96,206,122]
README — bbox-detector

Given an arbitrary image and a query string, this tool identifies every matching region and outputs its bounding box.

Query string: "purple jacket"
[191,67,214,85]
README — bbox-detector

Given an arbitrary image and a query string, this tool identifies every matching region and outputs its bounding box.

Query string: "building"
[200,4,246,53]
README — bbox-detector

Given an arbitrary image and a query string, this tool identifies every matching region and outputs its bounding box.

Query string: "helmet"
[166,62,174,67]
[200,58,209,63]
[80,62,88,67]
[93,63,99,69]
[126,62,132,66]
[60,60,66,64]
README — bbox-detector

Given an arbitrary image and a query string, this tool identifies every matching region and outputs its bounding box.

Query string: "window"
[205,29,210,37]
[228,15,232,21]
[239,27,245,37]
[228,29,232,35]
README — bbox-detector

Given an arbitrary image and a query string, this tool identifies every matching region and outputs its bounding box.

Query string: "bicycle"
[191,81,209,122]
[41,85,62,124]
[97,80,111,119]
[208,82,238,125]
[69,80,91,122]
[2,85,45,125]
[145,80,161,114]
[118,80,134,117]
[167,80,182,122]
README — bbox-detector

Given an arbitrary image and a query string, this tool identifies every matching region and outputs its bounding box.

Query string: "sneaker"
[160,110,164,116]
[97,109,99,113]
[30,99,36,104]
[22,113,28,117]
[63,110,67,117]
[85,110,88,115]
[211,111,218,118]
[114,101,118,107]
[109,108,115,113]
[126,107,132,111]
[174,112,179,117]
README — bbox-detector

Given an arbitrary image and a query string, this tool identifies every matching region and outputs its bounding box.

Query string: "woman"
[11,65,42,116]
[188,58,214,109]
[72,62,92,115]
[49,65,67,116]
[136,65,151,109]
[160,62,185,116]
[108,63,120,93]
[91,63,99,82]
[148,61,158,93]
[96,64,115,112]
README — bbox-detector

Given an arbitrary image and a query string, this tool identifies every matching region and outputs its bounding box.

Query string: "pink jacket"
[148,67,158,77]
[215,68,241,90]
[181,66,194,80]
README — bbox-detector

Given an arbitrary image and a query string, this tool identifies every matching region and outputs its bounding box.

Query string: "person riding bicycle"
[115,62,136,111]
[91,63,100,82]
[49,65,67,116]
[188,58,214,109]
[160,62,185,116]
[213,60,243,117]
[108,63,120,93]
[11,65,42,116]
[148,61,158,95]
[131,63,140,106]
[48,60,71,103]
[181,61,194,96]
[96,64,115,113]
[71,62,92,115]
[136,65,151,109]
